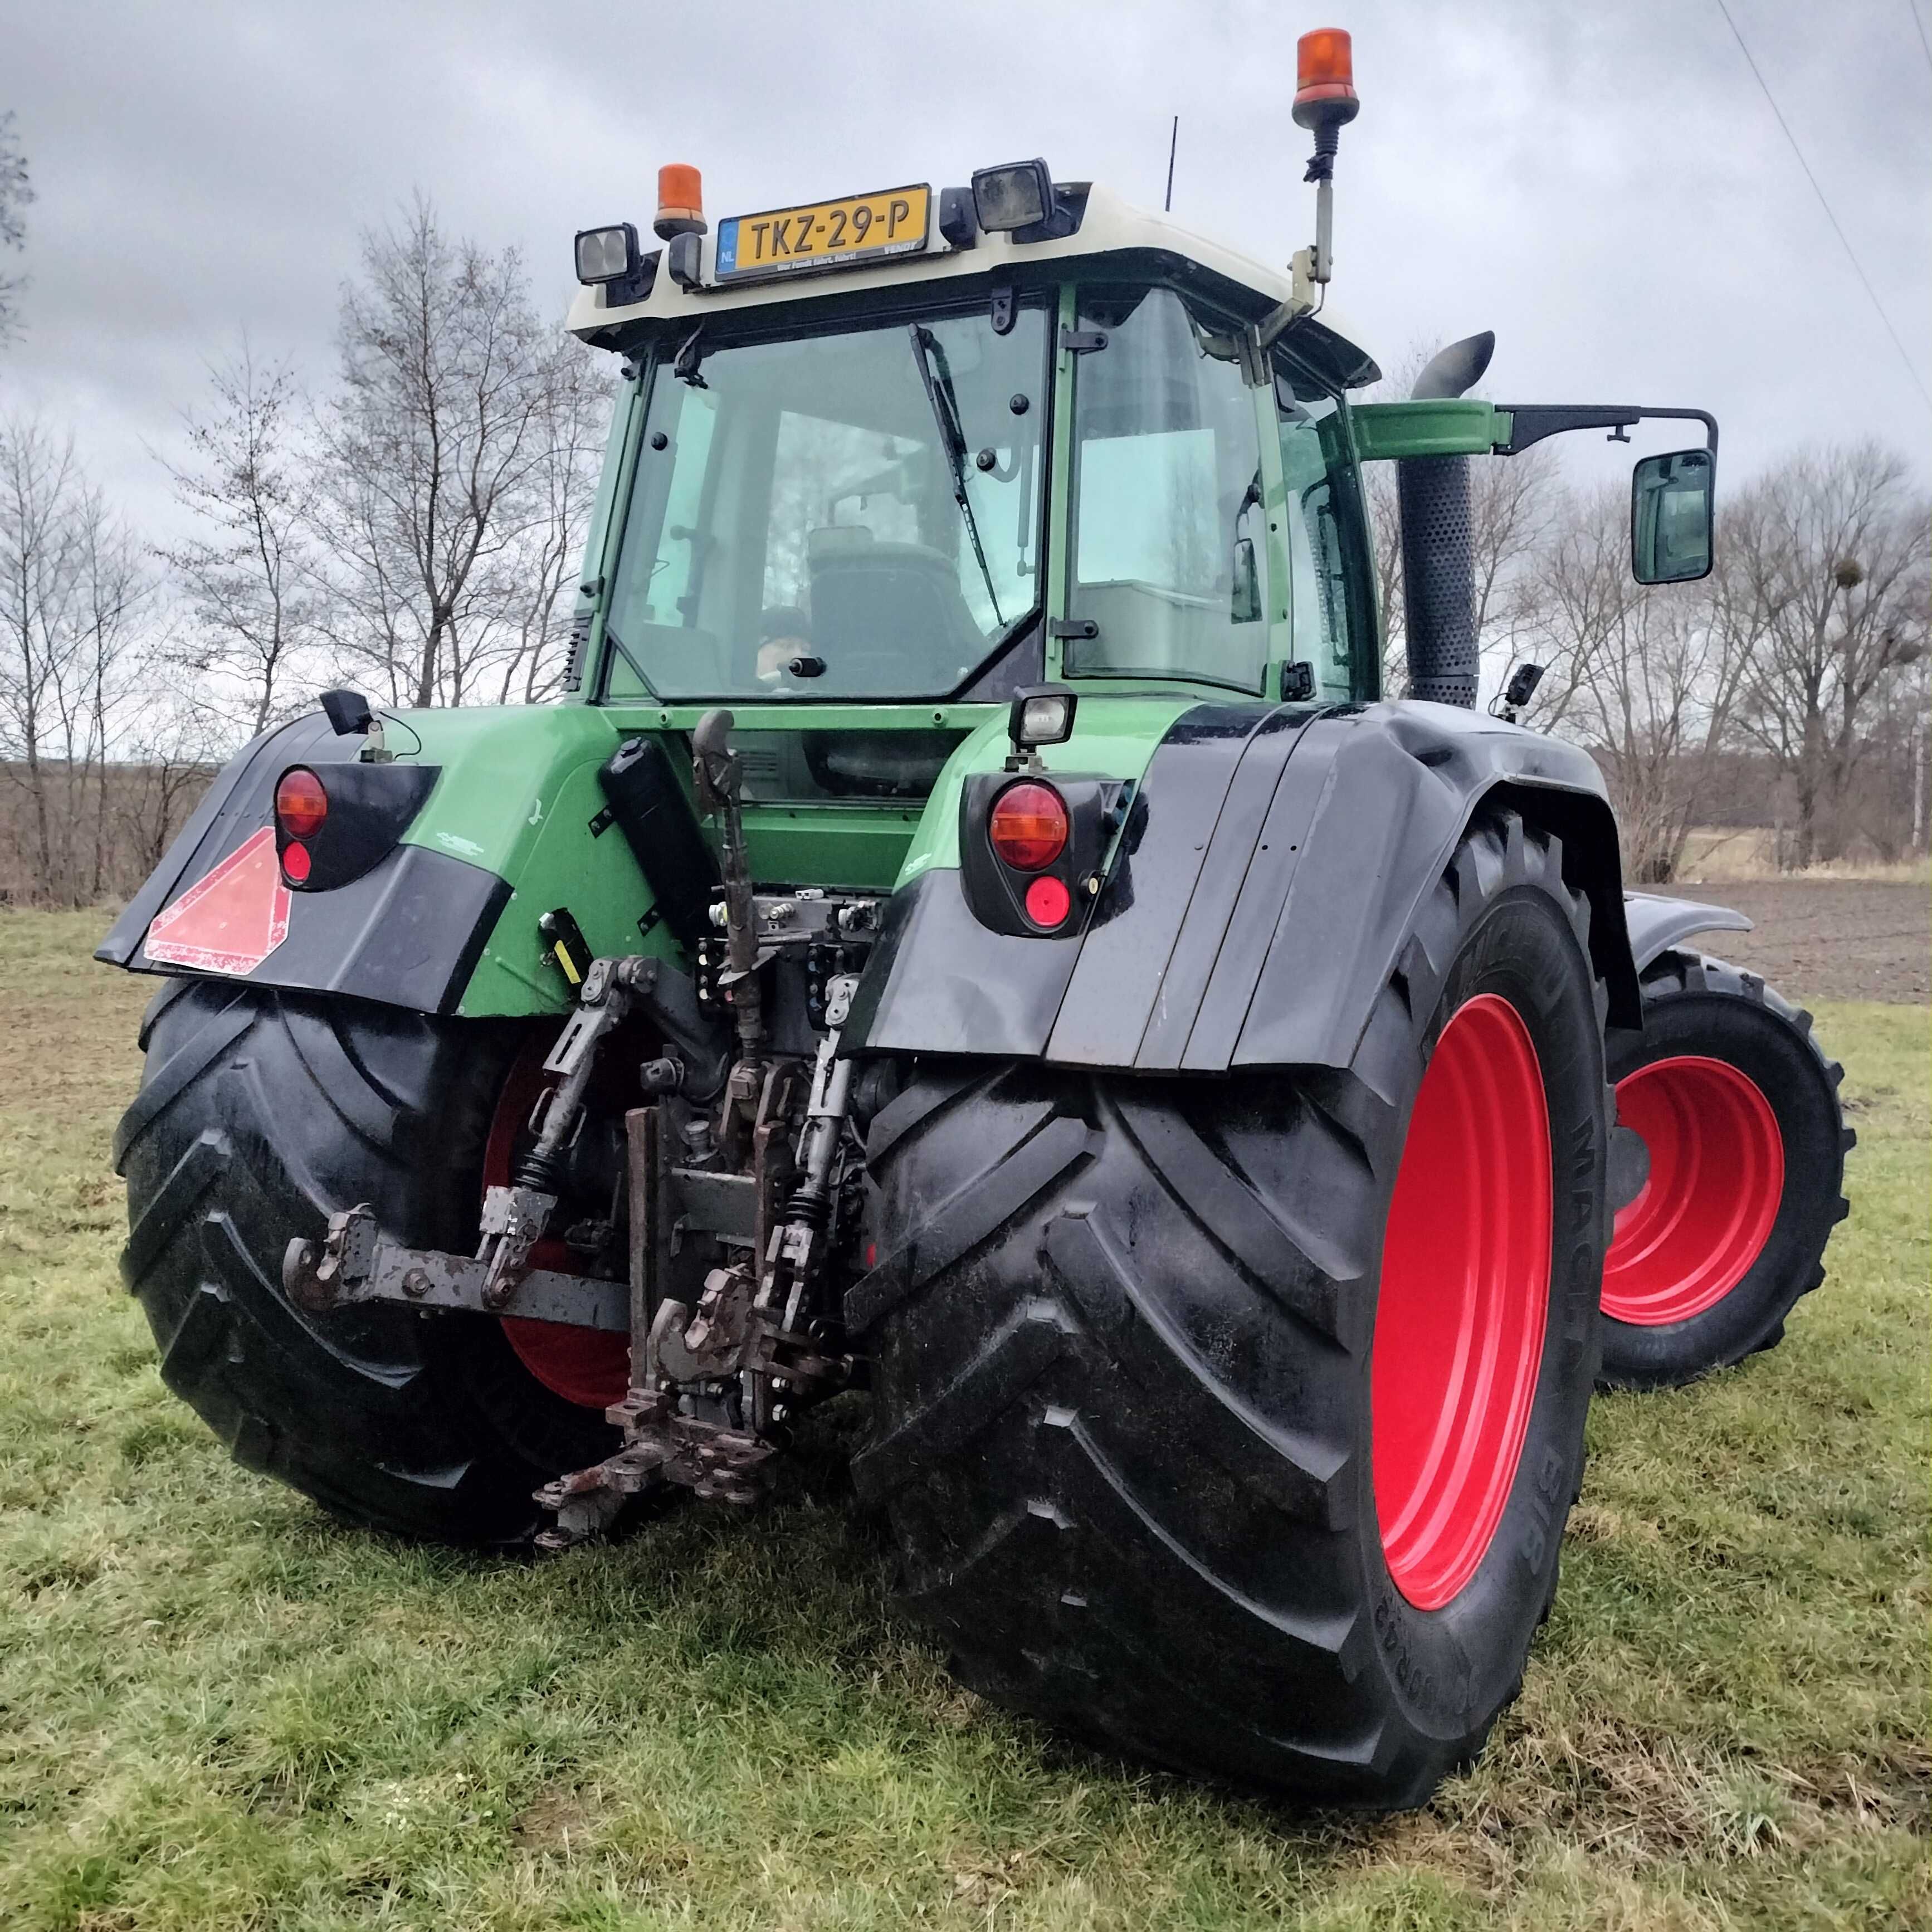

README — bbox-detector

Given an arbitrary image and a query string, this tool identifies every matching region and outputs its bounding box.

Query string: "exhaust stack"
[1398,331,1495,708]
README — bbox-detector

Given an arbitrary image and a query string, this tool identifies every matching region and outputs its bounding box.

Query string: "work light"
[1009,686,1077,751]
[574,223,640,285]
[971,159,1053,233]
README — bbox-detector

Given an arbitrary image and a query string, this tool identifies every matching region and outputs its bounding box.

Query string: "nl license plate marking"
[715,184,931,282]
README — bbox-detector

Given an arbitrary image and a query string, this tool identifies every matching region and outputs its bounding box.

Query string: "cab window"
[1276,365,1373,697]
[1065,287,1270,693]
[598,305,1048,702]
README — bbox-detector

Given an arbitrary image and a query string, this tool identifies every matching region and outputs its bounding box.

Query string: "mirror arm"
[1492,404,1718,460]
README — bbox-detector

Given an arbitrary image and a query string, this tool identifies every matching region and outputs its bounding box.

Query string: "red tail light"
[275,768,328,839]
[989,780,1067,871]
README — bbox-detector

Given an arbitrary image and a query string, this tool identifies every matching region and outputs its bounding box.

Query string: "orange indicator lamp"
[655,164,706,240]
[1293,29,1359,129]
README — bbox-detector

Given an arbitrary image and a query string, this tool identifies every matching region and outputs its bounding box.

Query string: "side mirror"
[1631,447,1714,585]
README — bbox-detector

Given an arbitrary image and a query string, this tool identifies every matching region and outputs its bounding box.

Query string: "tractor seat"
[806,526,979,687]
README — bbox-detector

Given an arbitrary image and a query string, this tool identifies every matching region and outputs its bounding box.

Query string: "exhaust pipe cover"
[1398,332,1495,709]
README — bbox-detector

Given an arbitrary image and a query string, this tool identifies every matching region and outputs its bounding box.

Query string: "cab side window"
[1066,287,1270,693]
[1276,368,1372,698]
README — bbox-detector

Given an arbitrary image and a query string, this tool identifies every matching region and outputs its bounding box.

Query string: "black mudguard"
[1621,891,1752,974]
[96,713,508,1016]
[846,699,1641,1070]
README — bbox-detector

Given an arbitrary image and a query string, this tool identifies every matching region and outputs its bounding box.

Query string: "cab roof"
[566,181,1380,390]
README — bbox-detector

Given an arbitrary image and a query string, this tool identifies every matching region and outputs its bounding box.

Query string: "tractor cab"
[565,165,1384,739]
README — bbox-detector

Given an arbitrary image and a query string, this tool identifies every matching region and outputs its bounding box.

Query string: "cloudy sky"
[2,0,1926,544]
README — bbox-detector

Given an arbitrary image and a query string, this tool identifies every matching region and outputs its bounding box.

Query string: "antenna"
[1164,115,1178,212]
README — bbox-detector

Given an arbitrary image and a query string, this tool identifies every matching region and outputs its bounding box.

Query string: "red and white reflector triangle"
[145,827,292,975]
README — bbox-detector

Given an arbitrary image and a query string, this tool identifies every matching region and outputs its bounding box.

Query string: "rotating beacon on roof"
[99,31,1852,1810]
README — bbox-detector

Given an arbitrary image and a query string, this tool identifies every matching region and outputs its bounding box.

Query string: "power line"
[1910,0,1932,76]
[1713,0,1932,413]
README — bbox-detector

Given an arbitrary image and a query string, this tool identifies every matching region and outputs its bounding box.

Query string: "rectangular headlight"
[575,223,640,286]
[1011,686,1076,749]
[972,159,1052,233]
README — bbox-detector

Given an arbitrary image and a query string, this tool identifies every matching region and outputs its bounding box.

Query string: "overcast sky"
[2,0,1926,545]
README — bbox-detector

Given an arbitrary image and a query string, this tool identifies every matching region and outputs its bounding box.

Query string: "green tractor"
[101,35,1850,1807]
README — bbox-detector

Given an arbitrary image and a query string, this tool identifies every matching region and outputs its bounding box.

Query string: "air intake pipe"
[1397,331,1494,708]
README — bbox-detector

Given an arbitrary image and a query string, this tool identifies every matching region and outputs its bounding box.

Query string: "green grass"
[1,909,1925,1930]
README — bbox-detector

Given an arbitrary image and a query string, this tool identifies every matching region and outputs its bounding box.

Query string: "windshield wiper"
[907,324,1003,627]
[673,325,708,388]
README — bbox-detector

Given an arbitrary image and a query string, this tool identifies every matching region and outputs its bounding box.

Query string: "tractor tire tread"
[860,810,1607,1806]
[118,980,610,1545]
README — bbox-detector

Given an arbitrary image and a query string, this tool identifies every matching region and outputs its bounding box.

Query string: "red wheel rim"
[485,1040,631,1411]
[1373,994,1552,1611]
[1602,1055,1782,1328]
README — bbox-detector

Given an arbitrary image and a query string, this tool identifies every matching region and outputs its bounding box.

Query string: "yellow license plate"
[715,183,931,281]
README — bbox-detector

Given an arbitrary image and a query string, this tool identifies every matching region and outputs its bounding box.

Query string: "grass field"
[1,909,1925,1930]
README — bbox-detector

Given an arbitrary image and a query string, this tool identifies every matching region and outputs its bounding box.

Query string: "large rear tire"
[854,814,1609,1807]
[1598,951,1852,1391]
[114,980,618,1545]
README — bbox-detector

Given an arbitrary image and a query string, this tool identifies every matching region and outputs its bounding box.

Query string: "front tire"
[1598,952,1852,1390]
[115,980,618,1545]
[854,814,1609,1807]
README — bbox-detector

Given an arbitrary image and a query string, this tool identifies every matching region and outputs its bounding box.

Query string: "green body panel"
[377,705,640,1017]
[371,690,1200,1018]
[1350,398,1510,462]
[894,691,1201,883]
[392,705,626,872]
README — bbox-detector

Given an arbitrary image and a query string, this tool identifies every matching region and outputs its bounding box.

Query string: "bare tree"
[0,415,81,888]
[0,413,155,902]
[115,706,223,875]
[491,341,614,704]
[0,110,31,345]
[1526,484,1748,881]
[311,197,584,708]
[159,345,322,737]
[71,501,149,897]
[1725,442,1930,866]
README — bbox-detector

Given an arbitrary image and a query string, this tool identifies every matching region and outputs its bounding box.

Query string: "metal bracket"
[534,1389,781,1548]
[282,1208,626,1330]
[1060,327,1108,354]
[1491,403,1719,460]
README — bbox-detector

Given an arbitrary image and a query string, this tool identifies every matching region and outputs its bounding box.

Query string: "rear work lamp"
[972,158,1053,233]
[1009,685,1077,755]
[575,223,641,285]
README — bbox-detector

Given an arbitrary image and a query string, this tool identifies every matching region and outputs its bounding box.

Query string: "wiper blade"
[908,324,1003,627]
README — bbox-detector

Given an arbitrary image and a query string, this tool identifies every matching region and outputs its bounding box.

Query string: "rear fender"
[97,704,657,1017]
[845,700,1642,1069]
[1621,892,1752,974]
